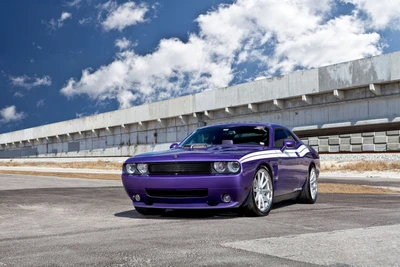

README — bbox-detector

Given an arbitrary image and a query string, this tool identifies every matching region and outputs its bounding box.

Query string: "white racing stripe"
[240,151,280,163]
[239,150,277,162]
[298,150,309,157]
[297,146,308,154]
[239,145,310,163]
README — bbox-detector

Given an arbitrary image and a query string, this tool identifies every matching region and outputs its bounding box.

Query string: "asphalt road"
[1,174,400,266]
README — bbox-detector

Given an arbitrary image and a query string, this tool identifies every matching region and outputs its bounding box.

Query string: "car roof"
[198,122,288,130]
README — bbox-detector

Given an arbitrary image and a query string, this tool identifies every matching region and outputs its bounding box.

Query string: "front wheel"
[135,207,166,216]
[298,166,318,204]
[240,167,274,217]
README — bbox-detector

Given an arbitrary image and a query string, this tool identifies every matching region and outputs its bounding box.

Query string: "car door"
[285,129,310,190]
[273,128,299,196]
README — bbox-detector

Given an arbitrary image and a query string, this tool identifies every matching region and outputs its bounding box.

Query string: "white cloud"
[115,37,131,50]
[101,1,149,31]
[61,0,385,109]
[32,42,42,50]
[10,75,52,89]
[75,110,99,118]
[0,106,25,123]
[117,90,137,109]
[66,0,82,7]
[270,14,381,73]
[79,17,92,25]
[254,76,267,81]
[76,112,85,118]
[13,91,24,98]
[61,12,72,21]
[343,0,400,30]
[36,99,45,107]
[49,12,72,29]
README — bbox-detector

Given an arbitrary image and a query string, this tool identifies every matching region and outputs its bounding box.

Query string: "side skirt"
[273,191,301,204]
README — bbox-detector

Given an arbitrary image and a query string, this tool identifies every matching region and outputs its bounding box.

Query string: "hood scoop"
[189,144,208,150]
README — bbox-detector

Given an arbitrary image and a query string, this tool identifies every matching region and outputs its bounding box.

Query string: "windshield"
[180,126,269,146]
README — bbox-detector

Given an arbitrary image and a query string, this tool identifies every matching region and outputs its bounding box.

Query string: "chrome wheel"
[310,167,318,200]
[253,168,273,212]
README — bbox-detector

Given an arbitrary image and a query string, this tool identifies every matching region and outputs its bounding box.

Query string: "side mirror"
[281,140,296,152]
[169,143,179,149]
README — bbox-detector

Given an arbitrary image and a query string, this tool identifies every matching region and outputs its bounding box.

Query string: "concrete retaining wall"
[1,128,398,158]
[1,52,400,157]
[1,82,399,158]
[301,130,400,153]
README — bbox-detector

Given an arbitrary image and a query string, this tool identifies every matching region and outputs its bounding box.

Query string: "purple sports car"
[121,123,319,216]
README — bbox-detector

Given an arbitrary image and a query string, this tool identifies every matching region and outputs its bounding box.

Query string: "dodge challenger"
[121,123,319,216]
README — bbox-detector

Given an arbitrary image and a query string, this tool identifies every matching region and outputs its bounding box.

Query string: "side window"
[284,130,296,143]
[274,129,288,148]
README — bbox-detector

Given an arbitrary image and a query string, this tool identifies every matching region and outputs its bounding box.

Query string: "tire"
[240,167,274,217]
[298,166,318,204]
[135,207,166,216]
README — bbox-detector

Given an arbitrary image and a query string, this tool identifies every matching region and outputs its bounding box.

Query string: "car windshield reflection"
[180,126,269,147]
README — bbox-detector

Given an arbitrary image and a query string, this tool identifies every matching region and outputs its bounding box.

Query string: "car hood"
[125,145,273,163]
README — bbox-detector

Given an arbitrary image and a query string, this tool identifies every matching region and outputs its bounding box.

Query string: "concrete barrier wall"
[1,128,398,158]
[1,51,400,145]
[1,81,399,158]
[1,52,400,157]
[301,130,400,153]
[208,85,400,129]
[0,121,197,158]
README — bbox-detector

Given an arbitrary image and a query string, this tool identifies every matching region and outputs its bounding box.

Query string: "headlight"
[213,162,240,174]
[136,163,149,174]
[227,162,240,173]
[125,164,136,174]
[213,162,227,173]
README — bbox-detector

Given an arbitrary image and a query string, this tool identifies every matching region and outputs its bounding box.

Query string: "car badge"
[173,154,178,159]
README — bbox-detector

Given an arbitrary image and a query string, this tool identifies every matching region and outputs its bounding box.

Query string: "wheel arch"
[309,161,316,172]
[308,161,318,179]
[239,161,275,216]
[257,162,274,184]
[241,160,275,203]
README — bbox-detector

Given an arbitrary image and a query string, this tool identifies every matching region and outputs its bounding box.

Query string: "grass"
[0,160,122,170]
[321,161,400,172]
[0,170,121,180]
[318,183,398,194]
[3,160,400,172]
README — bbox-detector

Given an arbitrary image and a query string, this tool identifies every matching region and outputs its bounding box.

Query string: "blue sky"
[0,0,399,134]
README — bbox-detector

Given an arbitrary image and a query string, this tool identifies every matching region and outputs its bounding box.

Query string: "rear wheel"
[135,207,166,216]
[241,167,274,217]
[298,166,318,204]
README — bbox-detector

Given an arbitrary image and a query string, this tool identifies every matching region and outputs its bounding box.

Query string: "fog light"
[133,194,141,201]
[222,194,231,203]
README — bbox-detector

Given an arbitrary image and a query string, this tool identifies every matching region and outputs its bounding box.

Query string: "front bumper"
[121,173,250,209]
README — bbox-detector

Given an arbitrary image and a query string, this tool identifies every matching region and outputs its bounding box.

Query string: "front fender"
[241,159,278,186]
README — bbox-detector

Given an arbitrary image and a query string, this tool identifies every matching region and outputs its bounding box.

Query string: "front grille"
[148,162,212,174]
[146,189,208,198]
